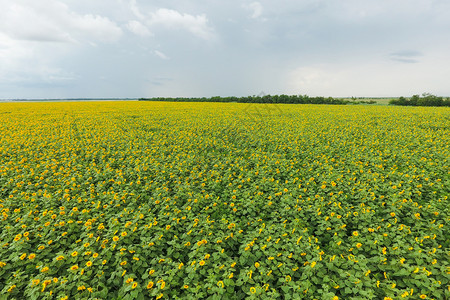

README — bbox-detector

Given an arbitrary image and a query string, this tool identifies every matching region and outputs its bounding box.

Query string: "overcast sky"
[1,0,449,99]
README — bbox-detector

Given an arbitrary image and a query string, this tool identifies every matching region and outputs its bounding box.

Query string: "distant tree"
[389,93,449,107]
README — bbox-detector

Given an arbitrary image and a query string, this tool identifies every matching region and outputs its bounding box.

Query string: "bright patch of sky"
[0,0,449,98]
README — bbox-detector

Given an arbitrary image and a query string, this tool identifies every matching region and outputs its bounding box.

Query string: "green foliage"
[389,93,450,107]
[139,95,377,105]
[0,102,448,299]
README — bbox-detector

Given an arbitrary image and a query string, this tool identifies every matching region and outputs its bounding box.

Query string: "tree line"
[139,95,377,105]
[389,93,450,107]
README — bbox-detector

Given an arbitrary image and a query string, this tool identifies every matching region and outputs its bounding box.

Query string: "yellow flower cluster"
[0,101,448,299]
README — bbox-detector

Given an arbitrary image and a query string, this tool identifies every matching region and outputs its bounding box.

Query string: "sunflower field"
[0,101,448,300]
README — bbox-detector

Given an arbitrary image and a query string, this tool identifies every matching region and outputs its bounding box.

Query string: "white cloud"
[0,33,32,80]
[0,0,122,43]
[126,20,153,37]
[243,2,263,19]
[129,0,145,20]
[0,2,73,42]
[147,8,215,40]
[124,2,216,40]
[0,0,123,93]
[153,50,169,60]
[0,37,75,86]
[69,14,123,43]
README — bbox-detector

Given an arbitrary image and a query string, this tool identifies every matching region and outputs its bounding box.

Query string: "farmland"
[0,101,449,299]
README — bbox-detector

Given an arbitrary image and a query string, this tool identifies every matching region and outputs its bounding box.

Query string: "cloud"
[285,54,450,97]
[68,14,123,43]
[243,2,263,19]
[1,1,450,98]
[0,33,33,81]
[126,20,153,37]
[0,42,76,86]
[129,0,145,20]
[389,50,423,63]
[0,0,123,93]
[147,8,215,40]
[153,50,169,60]
[0,0,122,43]
[124,2,216,40]
[0,2,73,43]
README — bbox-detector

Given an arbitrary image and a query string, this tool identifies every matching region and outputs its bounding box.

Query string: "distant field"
[0,102,448,299]
[340,98,394,105]
[375,98,394,105]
